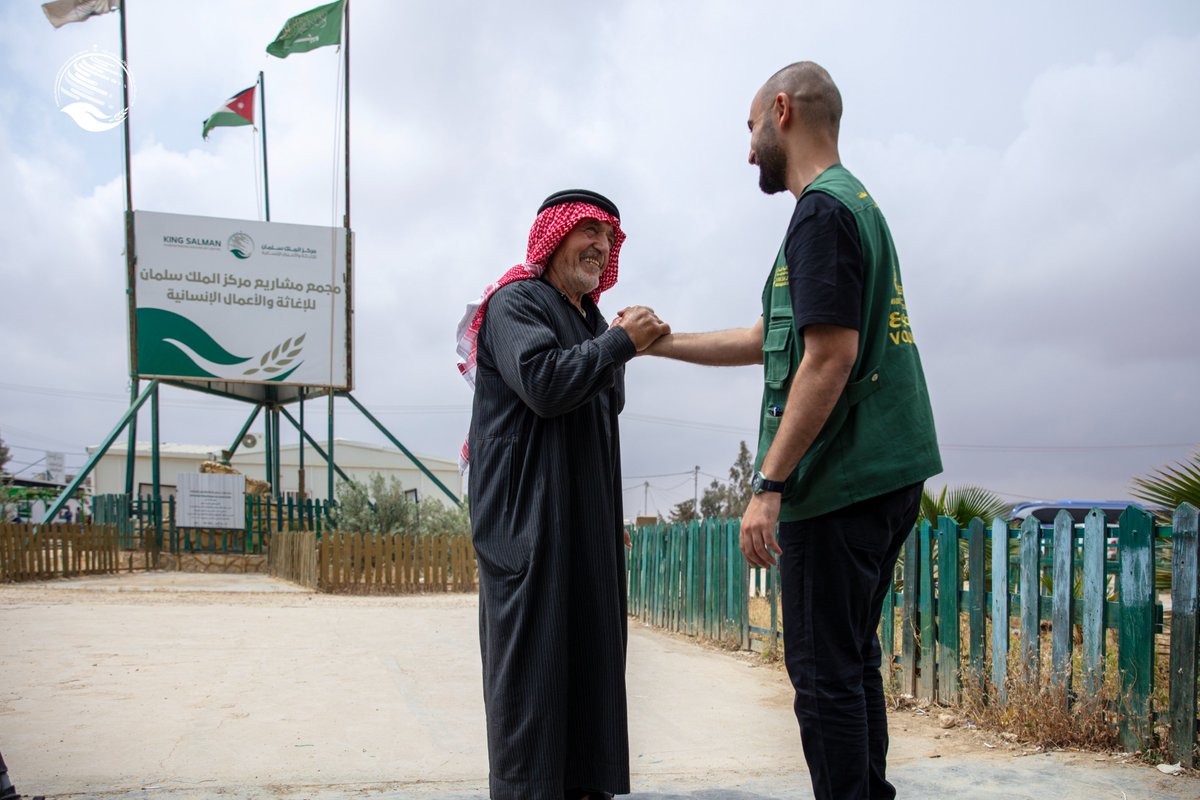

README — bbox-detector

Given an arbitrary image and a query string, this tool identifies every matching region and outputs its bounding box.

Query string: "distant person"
[455,189,668,799]
[646,62,942,799]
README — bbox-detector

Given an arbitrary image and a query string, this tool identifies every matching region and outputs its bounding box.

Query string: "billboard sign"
[132,211,351,389]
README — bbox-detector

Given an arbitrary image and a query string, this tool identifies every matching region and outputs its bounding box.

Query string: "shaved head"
[758,61,843,138]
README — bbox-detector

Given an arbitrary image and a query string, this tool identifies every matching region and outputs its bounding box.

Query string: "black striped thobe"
[467,278,633,800]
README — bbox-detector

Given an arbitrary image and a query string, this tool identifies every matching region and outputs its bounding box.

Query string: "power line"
[622,412,755,434]
[939,442,1198,452]
[4,382,1194,452]
[0,382,473,415]
[624,470,693,480]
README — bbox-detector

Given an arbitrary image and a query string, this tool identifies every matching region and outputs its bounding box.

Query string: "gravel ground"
[0,572,1192,799]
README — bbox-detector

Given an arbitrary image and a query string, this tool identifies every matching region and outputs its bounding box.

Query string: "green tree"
[0,430,13,522]
[695,440,756,520]
[699,479,726,518]
[668,498,698,524]
[416,496,472,537]
[724,440,755,514]
[334,473,417,534]
[334,473,471,536]
[1131,448,1200,512]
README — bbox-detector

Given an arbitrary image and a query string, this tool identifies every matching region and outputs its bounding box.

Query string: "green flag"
[266,0,345,59]
[202,86,255,140]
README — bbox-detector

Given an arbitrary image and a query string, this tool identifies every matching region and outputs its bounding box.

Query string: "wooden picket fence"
[0,523,123,581]
[628,503,1200,766]
[269,529,477,594]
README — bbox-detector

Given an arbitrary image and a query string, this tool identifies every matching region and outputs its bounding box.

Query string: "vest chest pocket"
[763,319,794,389]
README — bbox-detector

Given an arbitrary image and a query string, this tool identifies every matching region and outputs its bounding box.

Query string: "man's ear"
[773,92,792,129]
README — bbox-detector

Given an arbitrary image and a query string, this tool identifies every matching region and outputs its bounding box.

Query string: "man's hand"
[739,493,783,567]
[612,305,670,351]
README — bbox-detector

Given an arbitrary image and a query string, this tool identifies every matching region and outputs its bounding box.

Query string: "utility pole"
[694,465,700,518]
[643,481,649,517]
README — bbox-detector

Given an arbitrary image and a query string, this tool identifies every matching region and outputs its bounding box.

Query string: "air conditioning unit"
[241,434,259,449]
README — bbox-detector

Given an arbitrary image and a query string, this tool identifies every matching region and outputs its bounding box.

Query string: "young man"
[647,63,942,799]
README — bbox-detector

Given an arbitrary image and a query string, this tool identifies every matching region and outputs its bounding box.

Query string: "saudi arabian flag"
[266,0,345,59]
[202,86,256,140]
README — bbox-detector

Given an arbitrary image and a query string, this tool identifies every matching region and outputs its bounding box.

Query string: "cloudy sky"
[2,1,1198,517]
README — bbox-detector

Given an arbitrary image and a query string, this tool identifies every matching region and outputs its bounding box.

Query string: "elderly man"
[647,63,942,800]
[456,189,668,800]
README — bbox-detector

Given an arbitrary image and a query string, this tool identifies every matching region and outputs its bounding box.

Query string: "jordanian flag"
[266,0,344,59]
[201,86,255,140]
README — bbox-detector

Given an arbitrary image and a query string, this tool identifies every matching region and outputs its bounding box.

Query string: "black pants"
[778,481,923,800]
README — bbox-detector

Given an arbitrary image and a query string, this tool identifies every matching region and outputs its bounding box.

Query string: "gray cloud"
[1,2,1197,515]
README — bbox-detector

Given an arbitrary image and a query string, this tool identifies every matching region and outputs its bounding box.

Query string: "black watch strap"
[752,471,786,494]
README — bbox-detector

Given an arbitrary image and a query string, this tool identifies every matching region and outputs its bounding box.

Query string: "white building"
[89,438,462,505]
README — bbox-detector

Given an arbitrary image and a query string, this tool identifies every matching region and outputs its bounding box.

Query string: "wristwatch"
[751,471,786,495]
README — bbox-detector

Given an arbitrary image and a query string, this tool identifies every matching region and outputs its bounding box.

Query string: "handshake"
[610,305,671,352]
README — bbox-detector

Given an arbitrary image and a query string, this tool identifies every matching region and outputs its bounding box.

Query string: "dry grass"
[959,671,1121,752]
[885,618,1194,764]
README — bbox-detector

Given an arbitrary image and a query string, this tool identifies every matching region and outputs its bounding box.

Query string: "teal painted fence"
[627,518,750,650]
[628,503,1200,766]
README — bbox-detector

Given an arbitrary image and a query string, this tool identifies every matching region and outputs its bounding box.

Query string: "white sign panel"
[176,473,246,530]
[133,211,351,388]
[45,451,65,483]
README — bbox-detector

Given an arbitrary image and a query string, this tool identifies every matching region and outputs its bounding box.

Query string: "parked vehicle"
[1007,500,1148,525]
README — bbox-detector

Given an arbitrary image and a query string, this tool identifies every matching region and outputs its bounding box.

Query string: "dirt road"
[0,573,1190,799]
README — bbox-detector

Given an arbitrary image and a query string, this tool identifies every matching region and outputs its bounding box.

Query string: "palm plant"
[1130,450,1199,591]
[1130,449,1200,513]
[896,484,1009,593]
[918,484,1009,526]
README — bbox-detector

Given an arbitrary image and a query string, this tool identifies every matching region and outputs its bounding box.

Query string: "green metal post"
[272,406,282,495]
[151,381,161,551]
[278,406,354,486]
[264,403,274,496]
[223,404,262,463]
[298,391,306,498]
[41,381,160,530]
[342,392,461,506]
[328,391,335,504]
[124,379,139,502]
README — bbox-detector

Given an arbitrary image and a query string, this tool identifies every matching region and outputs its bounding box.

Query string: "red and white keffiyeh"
[455,201,626,468]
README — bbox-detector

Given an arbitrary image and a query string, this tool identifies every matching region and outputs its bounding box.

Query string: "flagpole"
[343,0,350,230]
[342,0,353,394]
[259,70,271,222]
[120,0,139,502]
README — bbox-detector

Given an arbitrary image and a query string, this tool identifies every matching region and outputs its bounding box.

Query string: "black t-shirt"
[784,190,863,332]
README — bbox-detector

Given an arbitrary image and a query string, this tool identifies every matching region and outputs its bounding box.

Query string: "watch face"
[751,473,764,494]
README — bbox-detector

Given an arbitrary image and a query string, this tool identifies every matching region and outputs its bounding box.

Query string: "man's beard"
[756,125,789,195]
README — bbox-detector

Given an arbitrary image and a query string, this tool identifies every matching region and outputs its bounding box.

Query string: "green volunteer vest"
[757,164,942,521]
